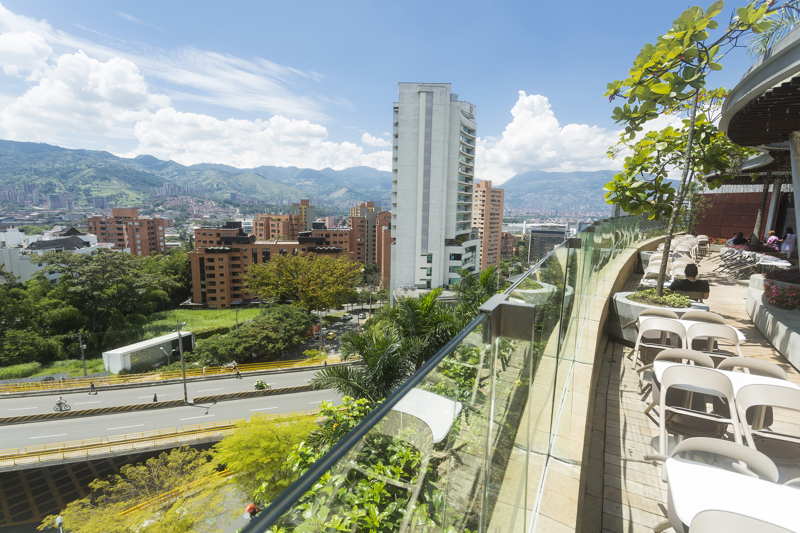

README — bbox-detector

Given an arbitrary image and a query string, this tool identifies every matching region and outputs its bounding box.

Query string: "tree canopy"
[247,253,363,312]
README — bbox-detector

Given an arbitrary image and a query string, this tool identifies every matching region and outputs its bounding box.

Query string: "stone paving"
[591,251,800,532]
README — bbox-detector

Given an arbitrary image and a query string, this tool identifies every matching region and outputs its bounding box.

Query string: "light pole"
[176,321,188,404]
[78,332,87,377]
[159,346,172,365]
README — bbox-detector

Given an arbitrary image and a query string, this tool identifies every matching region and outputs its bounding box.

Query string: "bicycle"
[53,399,71,412]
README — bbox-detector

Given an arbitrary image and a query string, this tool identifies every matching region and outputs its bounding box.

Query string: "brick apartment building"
[500,232,517,259]
[87,208,168,256]
[253,199,313,241]
[471,180,504,269]
[190,222,346,308]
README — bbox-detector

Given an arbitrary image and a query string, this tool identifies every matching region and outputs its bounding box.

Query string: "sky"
[0,1,759,183]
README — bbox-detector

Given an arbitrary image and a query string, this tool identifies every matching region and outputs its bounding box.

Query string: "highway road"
[0,388,341,449]
[0,369,321,417]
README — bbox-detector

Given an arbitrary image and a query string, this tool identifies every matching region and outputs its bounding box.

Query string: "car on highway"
[341,314,354,321]
[358,312,367,319]
[326,331,338,340]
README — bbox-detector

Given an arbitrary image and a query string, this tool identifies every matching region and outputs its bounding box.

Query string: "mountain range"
[0,140,615,213]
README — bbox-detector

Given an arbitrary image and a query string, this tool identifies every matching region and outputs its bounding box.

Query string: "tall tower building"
[390,83,480,292]
[472,180,504,269]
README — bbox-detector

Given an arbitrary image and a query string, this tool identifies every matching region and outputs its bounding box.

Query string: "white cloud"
[0,3,391,171]
[477,91,621,183]
[360,132,391,148]
[131,109,391,170]
[0,30,51,79]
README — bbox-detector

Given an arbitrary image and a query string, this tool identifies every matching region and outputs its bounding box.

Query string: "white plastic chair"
[638,349,715,417]
[686,322,741,362]
[689,509,793,533]
[736,384,800,466]
[651,438,781,533]
[717,357,787,380]
[634,317,686,368]
[681,310,726,324]
[658,365,742,457]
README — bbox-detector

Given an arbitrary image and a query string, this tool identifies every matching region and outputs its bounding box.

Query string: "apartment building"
[500,232,517,259]
[471,180,504,269]
[390,83,480,291]
[87,208,167,256]
[376,211,392,289]
[254,214,304,241]
[190,222,345,308]
[527,223,567,262]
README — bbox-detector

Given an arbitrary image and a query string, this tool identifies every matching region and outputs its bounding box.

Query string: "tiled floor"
[592,251,800,532]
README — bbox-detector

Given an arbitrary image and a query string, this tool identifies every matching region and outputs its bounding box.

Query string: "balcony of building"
[243,216,800,533]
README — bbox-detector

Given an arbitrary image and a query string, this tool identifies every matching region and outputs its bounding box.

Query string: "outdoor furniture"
[657,365,742,457]
[391,388,462,444]
[681,310,726,324]
[686,322,742,361]
[636,317,746,343]
[653,362,800,396]
[689,510,794,533]
[634,318,686,368]
[717,357,787,380]
[652,437,799,533]
[638,348,715,417]
[736,384,800,467]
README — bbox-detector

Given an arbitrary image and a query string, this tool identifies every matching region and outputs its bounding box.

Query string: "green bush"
[516,278,544,290]
[192,325,232,340]
[628,288,691,308]
[0,361,42,379]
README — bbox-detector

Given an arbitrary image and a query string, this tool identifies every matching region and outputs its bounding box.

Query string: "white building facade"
[390,83,480,293]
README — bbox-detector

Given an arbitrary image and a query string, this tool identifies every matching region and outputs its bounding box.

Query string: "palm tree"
[310,288,463,400]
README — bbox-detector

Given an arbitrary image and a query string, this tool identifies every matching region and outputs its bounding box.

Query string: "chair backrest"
[686,322,739,346]
[639,308,680,320]
[655,348,714,368]
[639,318,687,348]
[690,510,792,533]
[671,437,779,482]
[681,310,725,324]
[717,357,787,380]
[659,365,740,455]
[736,384,800,449]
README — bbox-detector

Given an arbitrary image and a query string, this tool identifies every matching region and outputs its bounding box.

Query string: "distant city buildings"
[390,83,480,292]
[527,223,568,262]
[472,180,504,269]
[189,222,348,308]
[500,232,517,260]
[88,208,168,256]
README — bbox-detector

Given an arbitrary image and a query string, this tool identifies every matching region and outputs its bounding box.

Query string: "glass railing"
[246,215,665,533]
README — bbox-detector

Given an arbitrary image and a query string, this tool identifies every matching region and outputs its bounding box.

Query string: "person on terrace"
[669,263,710,300]
[729,231,748,246]
[781,227,796,258]
[765,230,782,251]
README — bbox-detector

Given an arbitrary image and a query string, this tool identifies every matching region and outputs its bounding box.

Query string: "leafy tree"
[247,254,362,312]
[604,1,778,294]
[38,447,214,533]
[190,305,313,365]
[214,415,317,500]
[454,266,500,317]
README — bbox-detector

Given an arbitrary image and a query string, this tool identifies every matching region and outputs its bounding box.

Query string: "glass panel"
[251,215,666,533]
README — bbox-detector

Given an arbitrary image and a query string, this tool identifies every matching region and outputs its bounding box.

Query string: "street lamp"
[77,332,87,377]
[159,346,173,365]
[176,321,188,404]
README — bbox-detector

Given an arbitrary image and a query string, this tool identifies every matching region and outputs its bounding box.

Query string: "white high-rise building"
[390,83,480,293]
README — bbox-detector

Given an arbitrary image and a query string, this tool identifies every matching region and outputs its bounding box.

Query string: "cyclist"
[54,396,70,412]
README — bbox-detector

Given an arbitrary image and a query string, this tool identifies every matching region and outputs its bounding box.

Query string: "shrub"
[192,325,231,340]
[765,269,800,284]
[0,361,42,379]
[628,288,692,308]
[254,380,270,390]
[516,278,544,290]
[764,279,800,310]
[302,349,326,362]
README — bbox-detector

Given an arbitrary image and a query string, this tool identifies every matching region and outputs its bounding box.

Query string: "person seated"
[669,263,710,300]
[728,232,748,246]
[765,230,782,252]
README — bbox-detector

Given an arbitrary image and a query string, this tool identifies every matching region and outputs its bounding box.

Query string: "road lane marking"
[180,414,214,421]
[107,424,145,431]
[74,401,102,406]
[30,433,67,440]
[195,387,223,393]
[7,406,38,411]
[249,407,277,412]
[307,400,323,405]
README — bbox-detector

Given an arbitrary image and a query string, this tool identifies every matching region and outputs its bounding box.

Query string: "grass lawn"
[145,308,262,334]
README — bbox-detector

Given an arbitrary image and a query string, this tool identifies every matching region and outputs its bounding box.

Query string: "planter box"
[508,281,574,311]
[746,285,800,372]
[608,291,696,344]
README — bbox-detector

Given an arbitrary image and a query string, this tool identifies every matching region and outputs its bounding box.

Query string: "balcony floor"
[589,252,800,532]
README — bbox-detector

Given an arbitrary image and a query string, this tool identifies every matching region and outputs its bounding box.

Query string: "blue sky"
[0,1,760,182]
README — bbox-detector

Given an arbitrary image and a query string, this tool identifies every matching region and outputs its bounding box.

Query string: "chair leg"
[653,520,673,533]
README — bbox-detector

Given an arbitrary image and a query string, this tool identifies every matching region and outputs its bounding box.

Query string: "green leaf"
[650,83,671,95]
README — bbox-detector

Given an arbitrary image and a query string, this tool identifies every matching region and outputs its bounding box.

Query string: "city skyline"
[0,1,757,184]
